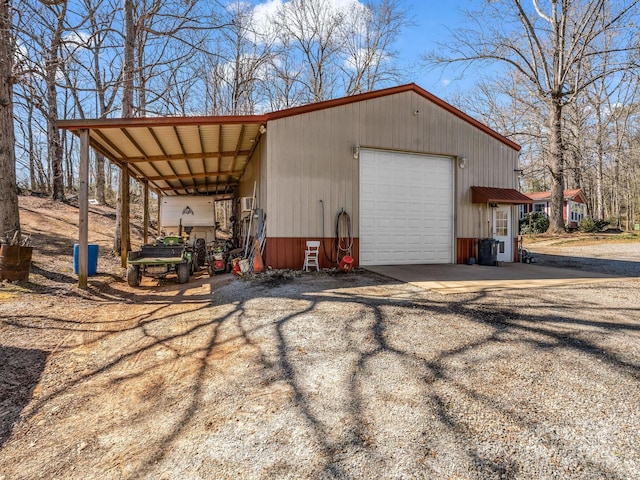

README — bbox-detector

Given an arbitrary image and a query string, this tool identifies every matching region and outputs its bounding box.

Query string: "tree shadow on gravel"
[2,273,639,479]
[0,346,49,449]
[235,277,640,478]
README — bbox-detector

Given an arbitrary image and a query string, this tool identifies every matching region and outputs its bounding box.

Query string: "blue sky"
[247,0,479,99]
[397,0,474,97]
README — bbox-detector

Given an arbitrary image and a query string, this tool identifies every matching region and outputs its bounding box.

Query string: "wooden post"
[120,162,130,268]
[143,180,149,245]
[78,129,89,288]
[157,194,161,236]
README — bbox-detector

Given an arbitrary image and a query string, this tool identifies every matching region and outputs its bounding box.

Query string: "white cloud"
[441,79,451,88]
[64,31,91,48]
[252,0,283,36]
[251,0,366,38]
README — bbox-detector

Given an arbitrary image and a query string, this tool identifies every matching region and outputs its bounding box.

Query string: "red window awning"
[471,186,533,204]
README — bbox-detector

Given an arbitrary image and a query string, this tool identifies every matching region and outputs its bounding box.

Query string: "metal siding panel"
[237,134,266,213]
[269,105,356,238]
[288,116,302,237]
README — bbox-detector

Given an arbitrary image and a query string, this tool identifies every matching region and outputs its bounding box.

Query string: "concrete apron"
[364,263,629,294]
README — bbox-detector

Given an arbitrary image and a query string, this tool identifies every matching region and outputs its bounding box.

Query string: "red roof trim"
[57,115,268,129]
[57,84,520,152]
[471,186,533,204]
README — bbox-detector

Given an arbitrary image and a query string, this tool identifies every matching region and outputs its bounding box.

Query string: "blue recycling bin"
[73,243,99,276]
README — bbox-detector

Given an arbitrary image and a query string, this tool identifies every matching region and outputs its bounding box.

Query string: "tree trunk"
[595,138,605,220]
[107,163,113,198]
[27,101,36,191]
[64,132,73,190]
[95,152,106,204]
[548,96,565,233]
[614,155,621,228]
[115,0,135,254]
[0,0,21,243]
[46,1,67,201]
[114,173,122,252]
[48,87,65,201]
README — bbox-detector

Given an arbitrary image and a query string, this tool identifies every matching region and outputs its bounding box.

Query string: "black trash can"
[478,238,498,266]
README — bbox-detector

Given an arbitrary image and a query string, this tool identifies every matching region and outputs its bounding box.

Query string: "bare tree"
[113,0,136,255]
[452,69,552,192]
[129,0,210,116]
[205,0,274,115]
[425,0,640,233]
[602,76,640,228]
[60,0,122,204]
[16,0,71,200]
[263,0,410,105]
[15,0,102,201]
[341,0,409,95]
[264,29,307,110]
[0,0,21,243]
[14,85,49,193]
[273,0,346,102]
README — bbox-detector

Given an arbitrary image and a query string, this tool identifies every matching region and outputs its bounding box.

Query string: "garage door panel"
[406,235,422,244]
[360,150,454,266]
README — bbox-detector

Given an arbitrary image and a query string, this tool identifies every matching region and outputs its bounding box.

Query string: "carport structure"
[60,83,528,287]
[58,116,267,288]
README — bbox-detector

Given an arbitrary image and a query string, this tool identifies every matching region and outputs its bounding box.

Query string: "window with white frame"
[533,203,546,214]
[518,204,527,219]
[569,202,585,222]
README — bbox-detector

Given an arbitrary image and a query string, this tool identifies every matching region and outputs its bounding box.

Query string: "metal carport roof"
[57,115,267,287]
[58,115,268,196]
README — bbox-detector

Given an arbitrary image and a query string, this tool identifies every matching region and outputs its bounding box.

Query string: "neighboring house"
[521,189,588,227]
[60,83,532,270]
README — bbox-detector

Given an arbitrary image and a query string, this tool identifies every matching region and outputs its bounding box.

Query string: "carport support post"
[143,180,149,245]
[120,162,130,268]
[78,129,89,289]
[157,195,161,236]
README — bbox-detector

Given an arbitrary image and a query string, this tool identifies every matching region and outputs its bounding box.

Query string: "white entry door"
[493,205,512,262]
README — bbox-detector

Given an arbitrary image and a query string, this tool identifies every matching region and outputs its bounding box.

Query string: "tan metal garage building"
[60,83,531,281]
[237,84,531,269]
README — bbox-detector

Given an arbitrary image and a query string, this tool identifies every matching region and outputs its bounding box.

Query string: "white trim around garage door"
[359,149,455,265]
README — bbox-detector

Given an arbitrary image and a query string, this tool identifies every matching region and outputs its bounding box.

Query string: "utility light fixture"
[458,156,467,169]
[353,144,360,159]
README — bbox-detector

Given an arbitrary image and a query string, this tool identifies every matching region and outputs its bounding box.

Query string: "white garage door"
[359,149,454,265]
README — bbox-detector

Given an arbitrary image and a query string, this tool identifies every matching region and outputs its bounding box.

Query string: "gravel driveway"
[1,249,639,479]
[526,239,640,276]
